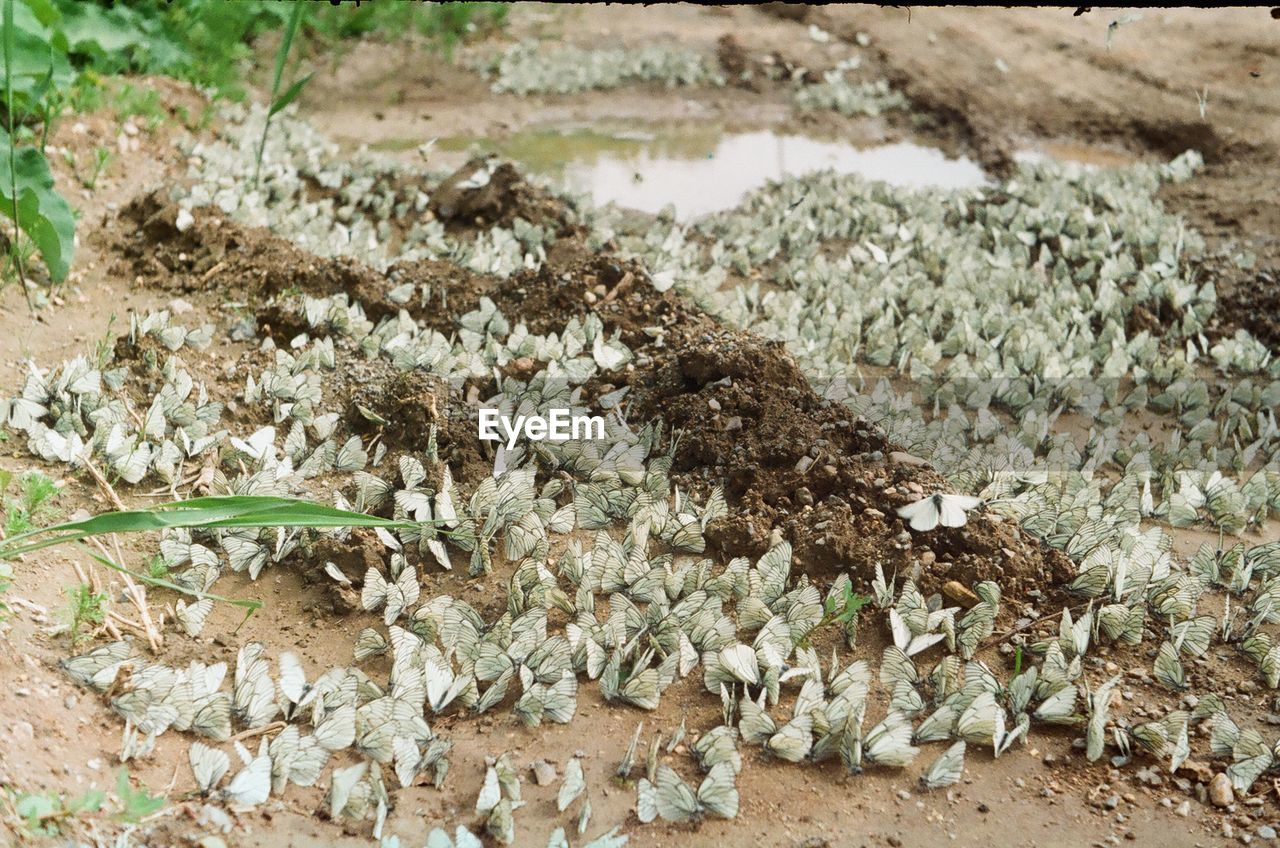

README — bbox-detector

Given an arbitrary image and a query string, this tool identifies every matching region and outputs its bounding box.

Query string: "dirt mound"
[1215,266,1280,350]
[107,191,400,315]
[619,317,1071,597]
[337,363,492,486]
[490,242,690,347]
[430,157,575,232]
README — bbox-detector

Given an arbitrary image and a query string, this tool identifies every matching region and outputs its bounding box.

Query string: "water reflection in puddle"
[428,125,1139,220]
[436,127,988,219]
[560,133,989,219]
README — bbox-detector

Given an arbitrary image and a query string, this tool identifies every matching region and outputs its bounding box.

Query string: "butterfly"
[920,740,966,790]
[189,741,230,795]
[897,494,983,531]
[636,762,738,823]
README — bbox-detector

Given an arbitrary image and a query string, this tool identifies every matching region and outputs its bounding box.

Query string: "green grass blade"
[268,72,313,117]
[253,1,307,187]
[0,495,434,559]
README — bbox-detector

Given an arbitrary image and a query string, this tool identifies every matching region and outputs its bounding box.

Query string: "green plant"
[114,767,164,823]
[810,583,871,649]
[0,560,12,621]
[144,552,169,581]
[111,81,164,130]
[63,144,110,189]
[93,312,116,368]
[65,580,105,644]
[306,2,509,56]
[252,0,310,188]
[1,469,58,537]
[2,0,76,290]
[8,785,105,836]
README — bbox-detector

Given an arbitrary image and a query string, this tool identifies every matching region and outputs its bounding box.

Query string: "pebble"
[10,721,34,741]
[1210,773,1236,807]
[1104,795,1120,810]
[888,450,929,467]
[941,580,979,608]
[1259,826,1277,840]
[1176,800,1191,817]
[532,760,557,786]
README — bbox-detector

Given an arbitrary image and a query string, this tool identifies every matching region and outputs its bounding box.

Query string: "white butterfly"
[231,426,276,462]
[896,494,983,531]
[189,741,230,795]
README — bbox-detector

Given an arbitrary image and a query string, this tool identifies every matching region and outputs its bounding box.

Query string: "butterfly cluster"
[477,42,726,96]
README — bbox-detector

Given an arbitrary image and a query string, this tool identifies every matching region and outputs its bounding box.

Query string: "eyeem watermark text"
[478,408,605,449]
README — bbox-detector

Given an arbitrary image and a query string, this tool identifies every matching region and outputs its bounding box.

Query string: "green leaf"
[0,133,76,281]
[14,792,57,825]
[0,495,434,559]
[268,71,311,117]
[115,768,164,823]
[66,787,104,814]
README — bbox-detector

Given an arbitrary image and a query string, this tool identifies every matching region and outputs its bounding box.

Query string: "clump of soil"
[107,191,400,316]
[430,157,575,232]
[621,320,1071,597]
[337,364,492,486]
[489,241,689,348]
[1212,266,1280,350]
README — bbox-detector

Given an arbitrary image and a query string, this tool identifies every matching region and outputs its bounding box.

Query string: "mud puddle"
[429,123,990,218]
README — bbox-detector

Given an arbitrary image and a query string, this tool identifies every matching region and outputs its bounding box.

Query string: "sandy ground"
[2,6,1279,847]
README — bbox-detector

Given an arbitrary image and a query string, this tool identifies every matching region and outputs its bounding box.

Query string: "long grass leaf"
[253,1,307,186]
[0,495,434,559]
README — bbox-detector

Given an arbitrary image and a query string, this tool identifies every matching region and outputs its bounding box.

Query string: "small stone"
[941,581,980,608]
[1210,773,1235,807]
[10,721,34,741]
[724,416,743,431]
[1104,795,1120,810]
[1175,801,1191,817]
[532,760,557,786]
[707,398,721,412]
[1176,759,1213,783]
[175,207,195,232]
[795,456,814,474]
[795,487,814,507]
[888,450,929,467]
[1258,826,1277,840]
